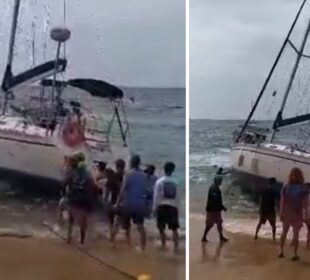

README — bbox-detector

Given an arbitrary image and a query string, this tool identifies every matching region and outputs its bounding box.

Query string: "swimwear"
[157,205,179,231]
[205,212,223,227]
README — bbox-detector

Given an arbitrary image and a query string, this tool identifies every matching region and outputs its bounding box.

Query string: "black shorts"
[157,205,179,231]
[121,206,145,230]
[106,203,121,226]
[259,210,276,225]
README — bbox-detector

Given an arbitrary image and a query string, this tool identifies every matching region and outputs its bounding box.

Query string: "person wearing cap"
[113,155,147,251]
[201,176,228,243]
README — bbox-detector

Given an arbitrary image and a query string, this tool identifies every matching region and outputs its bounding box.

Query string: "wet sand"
[0,231,184,280]
[190,217,310,280]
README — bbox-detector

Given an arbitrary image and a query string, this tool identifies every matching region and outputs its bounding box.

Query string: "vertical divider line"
[185,0,190,278]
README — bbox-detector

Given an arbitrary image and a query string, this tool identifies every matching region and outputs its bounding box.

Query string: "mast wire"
[63,0,67,59]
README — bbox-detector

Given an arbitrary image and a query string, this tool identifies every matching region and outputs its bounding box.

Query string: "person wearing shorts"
[254,177,278,241]
[66,154,96,244]
[153,162,179,252]
[279,167,308,261]
[144,165,157,218]
[95,161,107,196]
[114,155,147,250]
[105,159,125,240]
[201,176,228,243]
[58,156,74,225]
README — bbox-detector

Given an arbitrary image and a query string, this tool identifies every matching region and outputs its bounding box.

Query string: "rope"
[42,221,137,280]
[42,1,51,62]
[121,100,130,136]
[31,0,37,67]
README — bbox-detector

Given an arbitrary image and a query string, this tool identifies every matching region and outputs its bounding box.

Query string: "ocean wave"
[190,213,309,241]
[189,148,231,168]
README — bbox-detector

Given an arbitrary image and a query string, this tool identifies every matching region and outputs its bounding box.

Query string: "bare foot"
[134,246,146,254]
[173,247,179,255]
[292,255,300,261]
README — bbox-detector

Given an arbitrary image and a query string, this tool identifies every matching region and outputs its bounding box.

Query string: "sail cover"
[40,78,123,99]
[67,78,123,99]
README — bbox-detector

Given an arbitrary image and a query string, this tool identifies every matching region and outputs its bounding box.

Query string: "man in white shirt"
[153,162,179,253]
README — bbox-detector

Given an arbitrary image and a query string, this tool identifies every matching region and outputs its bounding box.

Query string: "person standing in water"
[66,154,96,245]
[115,155,147,251]
[106,159,126,240]
[279,167,308,261]
[254,177,278,241]
[215,167,230,180]
[94,161,107,201]
[144,165,158,218]
[201,176,228,243]
[153,162,180,253]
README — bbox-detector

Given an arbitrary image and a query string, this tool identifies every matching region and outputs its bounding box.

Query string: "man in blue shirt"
[115,155,147,251]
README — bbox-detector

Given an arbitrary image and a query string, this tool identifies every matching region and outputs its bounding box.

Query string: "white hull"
[231,143,310,185]
[0,116,130,190]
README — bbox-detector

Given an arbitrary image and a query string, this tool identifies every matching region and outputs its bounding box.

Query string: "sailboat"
[231,0,310,193]
[0,0,130,192]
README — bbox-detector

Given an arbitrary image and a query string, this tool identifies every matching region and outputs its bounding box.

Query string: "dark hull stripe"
[231,169,283,195]
[232,146,310,166]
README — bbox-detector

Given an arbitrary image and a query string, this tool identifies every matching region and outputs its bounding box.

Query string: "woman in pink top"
[279,167,308,261]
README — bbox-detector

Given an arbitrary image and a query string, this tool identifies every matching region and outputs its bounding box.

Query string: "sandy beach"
[0,230,184,280]
[190,216,310,280]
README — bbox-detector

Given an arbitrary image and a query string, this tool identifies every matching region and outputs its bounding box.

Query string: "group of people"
[59,153,181,253]
[202,167,310,261]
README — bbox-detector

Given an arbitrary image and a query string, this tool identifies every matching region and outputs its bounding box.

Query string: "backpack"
[68,168,89,205]
[162,180,177,199]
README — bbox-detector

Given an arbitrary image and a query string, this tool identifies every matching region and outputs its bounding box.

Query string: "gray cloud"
[190,0,310,119]
[0,0,185,87]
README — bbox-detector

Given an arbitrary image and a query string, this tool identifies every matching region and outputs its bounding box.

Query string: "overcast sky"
[190,0,310,119]
[0,0,185,88]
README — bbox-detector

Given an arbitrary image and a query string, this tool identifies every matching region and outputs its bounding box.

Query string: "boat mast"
[236,0,307,142]
[2,0,21,114]
[270,19,310,142]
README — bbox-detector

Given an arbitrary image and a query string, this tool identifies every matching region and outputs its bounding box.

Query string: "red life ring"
[62,117,86,148]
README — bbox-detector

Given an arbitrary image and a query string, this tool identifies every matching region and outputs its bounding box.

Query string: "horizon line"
[120,85,185,90]
[190,118,274,121]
